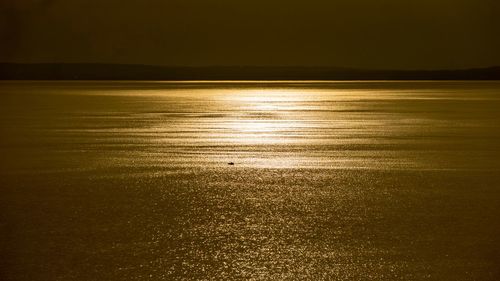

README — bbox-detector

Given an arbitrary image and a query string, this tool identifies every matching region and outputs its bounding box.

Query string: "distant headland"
[1,63,499,80]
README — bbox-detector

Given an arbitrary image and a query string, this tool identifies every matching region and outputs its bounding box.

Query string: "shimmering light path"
[1,81,500,280]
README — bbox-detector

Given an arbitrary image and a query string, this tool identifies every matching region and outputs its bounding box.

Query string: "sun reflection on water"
[221,89,311,145]
[197,89,316,168]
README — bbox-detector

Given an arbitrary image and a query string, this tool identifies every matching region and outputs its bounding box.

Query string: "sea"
[1,81,500,280]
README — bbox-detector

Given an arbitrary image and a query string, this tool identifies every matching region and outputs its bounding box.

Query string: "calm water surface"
[1,81,500,280]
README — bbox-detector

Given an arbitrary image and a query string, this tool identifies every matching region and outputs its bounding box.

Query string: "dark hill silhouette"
[1,63,499,80]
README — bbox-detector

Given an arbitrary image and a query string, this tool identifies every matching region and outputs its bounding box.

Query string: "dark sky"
[1,0,499,69]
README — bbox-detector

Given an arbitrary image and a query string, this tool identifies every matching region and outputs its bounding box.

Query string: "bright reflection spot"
[253,104,280,111]
[220,89,311,146]
[236,121,279,133]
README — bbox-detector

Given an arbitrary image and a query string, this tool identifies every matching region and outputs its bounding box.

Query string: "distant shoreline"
[1,63,499,81]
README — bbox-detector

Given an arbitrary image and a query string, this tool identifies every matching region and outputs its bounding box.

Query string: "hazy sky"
[1,0,499,69]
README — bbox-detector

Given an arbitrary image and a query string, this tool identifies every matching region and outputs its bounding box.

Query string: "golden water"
[1,81,499,280]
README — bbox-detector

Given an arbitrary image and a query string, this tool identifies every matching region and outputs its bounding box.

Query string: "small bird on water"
[228,162,235,165]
